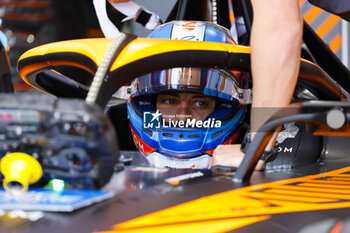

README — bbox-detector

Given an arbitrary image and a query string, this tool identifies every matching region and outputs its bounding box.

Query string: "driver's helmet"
[127,21,250,169]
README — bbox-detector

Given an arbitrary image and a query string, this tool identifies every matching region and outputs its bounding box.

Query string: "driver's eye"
[164,98,177,105]
[193,100,208,108]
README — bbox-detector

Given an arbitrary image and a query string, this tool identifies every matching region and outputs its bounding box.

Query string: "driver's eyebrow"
[159,93,179,97]
[192,95,212,99]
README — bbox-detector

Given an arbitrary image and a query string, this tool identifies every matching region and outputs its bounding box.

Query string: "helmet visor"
[130,67,246,102]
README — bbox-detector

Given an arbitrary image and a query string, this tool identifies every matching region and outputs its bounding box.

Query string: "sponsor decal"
[172,21,205,41]
[181,21,197,31]
[180,35,196,40]
[130,126,155,155]
[278,146,294,153]
[277,122,299,144]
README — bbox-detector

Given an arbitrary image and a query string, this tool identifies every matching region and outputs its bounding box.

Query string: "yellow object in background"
[0,152,43,194]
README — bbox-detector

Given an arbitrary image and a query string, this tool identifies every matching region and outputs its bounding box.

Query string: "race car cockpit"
[1,1,350,233]
[16,21,348,175]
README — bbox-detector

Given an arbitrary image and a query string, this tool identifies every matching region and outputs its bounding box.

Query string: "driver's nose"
[175,101,192,120]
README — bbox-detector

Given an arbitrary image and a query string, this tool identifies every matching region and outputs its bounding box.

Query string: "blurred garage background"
[0,0,348,92]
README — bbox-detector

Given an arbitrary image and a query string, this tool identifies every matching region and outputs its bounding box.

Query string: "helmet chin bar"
[146,151,212,169]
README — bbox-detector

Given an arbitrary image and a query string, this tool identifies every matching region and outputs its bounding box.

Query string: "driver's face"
[156,93,216,121]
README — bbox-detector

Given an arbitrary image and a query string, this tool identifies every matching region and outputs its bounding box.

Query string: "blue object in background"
[0,19,9,52]
[0,188,115,212]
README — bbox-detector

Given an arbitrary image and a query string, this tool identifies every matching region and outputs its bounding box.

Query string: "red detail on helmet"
[223,127,241,145]
[205,148,215,156]
[182,21,197,31]
[231,70,241,76]
[130,125,156,156]
[205,127,241,156]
